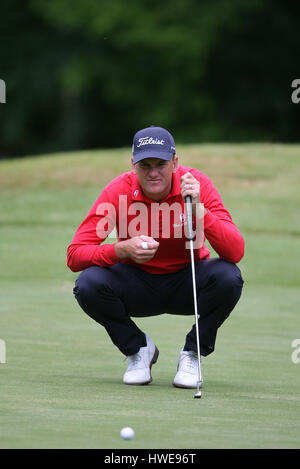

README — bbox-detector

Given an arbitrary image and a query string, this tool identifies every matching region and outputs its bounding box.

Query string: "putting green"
[1,144,300,448]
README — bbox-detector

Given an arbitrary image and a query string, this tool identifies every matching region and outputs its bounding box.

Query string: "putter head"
[193,380,202,399]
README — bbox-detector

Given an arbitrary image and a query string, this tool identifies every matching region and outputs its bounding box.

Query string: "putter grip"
[185,195,194,240]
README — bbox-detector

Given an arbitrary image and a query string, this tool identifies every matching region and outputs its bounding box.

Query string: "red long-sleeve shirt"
[67,165,244,274]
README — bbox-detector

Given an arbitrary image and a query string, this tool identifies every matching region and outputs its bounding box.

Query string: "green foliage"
[0,0,300,157]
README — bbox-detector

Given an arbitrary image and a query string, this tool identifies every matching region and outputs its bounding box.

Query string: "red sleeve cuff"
[93,243,119,266]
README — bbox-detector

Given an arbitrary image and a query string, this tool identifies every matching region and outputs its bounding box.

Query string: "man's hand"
[115,235,160,264]
[181,172,206,217]
[181,172,200,204]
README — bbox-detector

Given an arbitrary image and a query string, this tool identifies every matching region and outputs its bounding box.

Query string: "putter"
[185,195,203,398]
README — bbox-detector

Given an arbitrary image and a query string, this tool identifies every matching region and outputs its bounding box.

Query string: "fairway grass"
[1,144,300,449]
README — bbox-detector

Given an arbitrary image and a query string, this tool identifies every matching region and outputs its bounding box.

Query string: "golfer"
[67,126,244,388]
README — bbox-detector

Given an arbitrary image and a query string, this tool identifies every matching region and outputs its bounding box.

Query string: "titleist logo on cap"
[136,137,165,148]
[132,126,176,164]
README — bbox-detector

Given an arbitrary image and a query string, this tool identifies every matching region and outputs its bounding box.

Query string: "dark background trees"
[0,0,299,158]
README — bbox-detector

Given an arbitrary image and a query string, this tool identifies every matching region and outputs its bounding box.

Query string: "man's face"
[132,156,178,201]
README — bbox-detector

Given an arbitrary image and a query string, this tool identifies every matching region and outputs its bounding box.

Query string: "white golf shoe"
[173,349,202,389]
[123,334,159,385]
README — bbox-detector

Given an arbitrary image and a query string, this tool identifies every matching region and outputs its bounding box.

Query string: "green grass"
[1,144,300,448]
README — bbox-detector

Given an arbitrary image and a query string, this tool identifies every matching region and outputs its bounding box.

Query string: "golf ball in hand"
[120,427,134,440]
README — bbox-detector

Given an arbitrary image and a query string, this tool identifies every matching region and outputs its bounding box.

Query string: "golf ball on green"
[120,427,134,440]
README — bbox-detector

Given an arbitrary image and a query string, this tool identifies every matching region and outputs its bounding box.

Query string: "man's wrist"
[114,241,127,260]
[192,203,206,218]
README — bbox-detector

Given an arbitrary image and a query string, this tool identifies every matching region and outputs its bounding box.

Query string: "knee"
[73,266,112,300]
[211,261,244,292]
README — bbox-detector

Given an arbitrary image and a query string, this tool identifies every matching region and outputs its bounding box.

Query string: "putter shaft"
[189,238,203,387]
[185,196,203,397]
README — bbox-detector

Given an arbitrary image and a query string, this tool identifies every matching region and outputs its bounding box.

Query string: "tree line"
[0,0,299,158]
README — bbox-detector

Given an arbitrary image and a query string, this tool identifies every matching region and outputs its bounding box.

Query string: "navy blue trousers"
[73,259,243,357]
